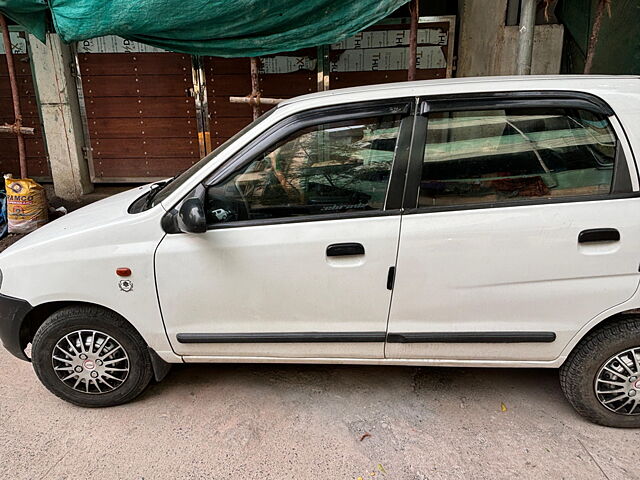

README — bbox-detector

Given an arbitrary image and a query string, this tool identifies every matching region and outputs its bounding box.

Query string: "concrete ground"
[1,347,639,480]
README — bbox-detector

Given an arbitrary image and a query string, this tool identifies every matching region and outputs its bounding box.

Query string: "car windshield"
[139,108,277,210]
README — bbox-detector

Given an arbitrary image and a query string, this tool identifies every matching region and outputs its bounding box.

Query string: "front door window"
[206,115,403,224]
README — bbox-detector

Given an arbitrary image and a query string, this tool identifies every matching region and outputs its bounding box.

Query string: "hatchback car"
[1,75,639,427]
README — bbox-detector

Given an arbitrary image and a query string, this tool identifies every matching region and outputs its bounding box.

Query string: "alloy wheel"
[51,330,130,394]
[595,347,640,415]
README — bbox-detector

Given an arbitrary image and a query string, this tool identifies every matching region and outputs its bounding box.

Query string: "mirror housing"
[177,197,207,233]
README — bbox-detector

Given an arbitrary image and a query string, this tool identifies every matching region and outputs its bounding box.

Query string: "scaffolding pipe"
[0,14,28,177]
[516,0,537,75]
[407,0,419,81]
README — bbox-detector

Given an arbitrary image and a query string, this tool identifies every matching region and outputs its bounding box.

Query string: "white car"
[1,75,639,427]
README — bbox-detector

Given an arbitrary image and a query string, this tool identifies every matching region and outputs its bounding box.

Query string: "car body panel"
[0,185,180,362]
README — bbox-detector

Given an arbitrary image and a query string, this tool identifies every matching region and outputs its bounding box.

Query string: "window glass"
[419,108,617,207]
[206,115,402,224]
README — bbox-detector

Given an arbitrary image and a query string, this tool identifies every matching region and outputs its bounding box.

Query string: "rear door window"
[419,107,617,207]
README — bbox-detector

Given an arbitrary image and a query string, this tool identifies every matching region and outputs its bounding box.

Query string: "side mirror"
[177,197,207,233]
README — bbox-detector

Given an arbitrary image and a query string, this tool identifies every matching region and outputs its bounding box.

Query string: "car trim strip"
[386,332,557,343]
[177,331,556,344]
[176,332,388,343]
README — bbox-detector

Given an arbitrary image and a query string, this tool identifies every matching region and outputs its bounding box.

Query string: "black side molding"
[176,332,387,343]
[387,332,556,343]
[177,331,556,344]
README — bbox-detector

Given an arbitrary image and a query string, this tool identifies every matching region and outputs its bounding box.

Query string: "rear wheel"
[560,316,640,427]
[31,305,153,407]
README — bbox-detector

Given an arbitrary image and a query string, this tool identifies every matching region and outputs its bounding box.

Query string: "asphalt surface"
[1,347,639,480]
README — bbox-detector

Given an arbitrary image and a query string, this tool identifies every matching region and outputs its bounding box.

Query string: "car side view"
[1,75,639,427]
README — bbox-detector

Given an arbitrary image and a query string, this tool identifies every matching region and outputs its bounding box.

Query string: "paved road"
[1,347,638,480]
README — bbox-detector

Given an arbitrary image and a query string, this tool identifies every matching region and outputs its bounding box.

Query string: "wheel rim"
[51,329,130,395]
[595,347,640,415]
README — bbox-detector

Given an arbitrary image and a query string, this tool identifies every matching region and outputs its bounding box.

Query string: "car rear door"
[386,92,640,362]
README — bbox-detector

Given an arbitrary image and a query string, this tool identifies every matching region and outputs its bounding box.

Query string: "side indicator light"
[116,267,132,277]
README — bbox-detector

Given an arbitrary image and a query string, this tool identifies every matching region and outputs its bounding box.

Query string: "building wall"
[457,0,564,77]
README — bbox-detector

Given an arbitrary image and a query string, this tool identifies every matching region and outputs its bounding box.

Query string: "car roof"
[278,75,640,109]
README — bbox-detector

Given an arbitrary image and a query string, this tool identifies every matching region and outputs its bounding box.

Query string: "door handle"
[578,228,620,243]
[326,242,365,257]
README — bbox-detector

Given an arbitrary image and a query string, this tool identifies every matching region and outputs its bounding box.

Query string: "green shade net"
[1,0,409,56]
[0,0,48,42]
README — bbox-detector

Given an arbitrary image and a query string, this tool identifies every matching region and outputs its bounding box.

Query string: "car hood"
[1,184,157,256]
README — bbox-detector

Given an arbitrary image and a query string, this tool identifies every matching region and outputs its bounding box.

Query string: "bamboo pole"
[229,96,283,105]
[407,0,419,81]
[249,57,261,120]
[584,0,609,74]
[0,14,28,177]
[0,125,34,134]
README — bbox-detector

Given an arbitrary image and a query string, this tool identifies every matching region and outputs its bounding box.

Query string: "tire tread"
[560,315,640,427]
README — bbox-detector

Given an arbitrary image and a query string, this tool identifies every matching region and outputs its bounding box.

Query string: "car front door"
[386,93,640,362]
[156,100,414,359]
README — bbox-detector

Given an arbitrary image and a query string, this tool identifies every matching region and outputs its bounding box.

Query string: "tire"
[560,316,640,427]
[31,305,154,407]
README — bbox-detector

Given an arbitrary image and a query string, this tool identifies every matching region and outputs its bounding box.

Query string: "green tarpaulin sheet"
[1,0,409,56]
[0,0,47,42]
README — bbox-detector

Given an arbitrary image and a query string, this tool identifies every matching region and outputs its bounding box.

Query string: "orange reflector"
[116,267,132,277]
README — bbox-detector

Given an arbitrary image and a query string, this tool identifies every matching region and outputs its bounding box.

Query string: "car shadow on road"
[137,362,574,418]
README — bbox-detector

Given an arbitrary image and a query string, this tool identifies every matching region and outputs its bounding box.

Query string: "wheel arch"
[21,301,134,353]
[560,307,640,365]
[20,300,172,381]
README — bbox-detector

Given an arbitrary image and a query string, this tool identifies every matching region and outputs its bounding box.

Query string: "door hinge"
[387,266,396,290]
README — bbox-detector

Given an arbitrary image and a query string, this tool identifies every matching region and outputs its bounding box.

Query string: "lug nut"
[90,371,98,378]
[79,354,87,360]
[74,366,83,373]
[95,359,103,366]
[630,376,637,382]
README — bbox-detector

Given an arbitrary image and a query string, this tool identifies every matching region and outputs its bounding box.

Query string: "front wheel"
[560,316,640,427]
[31,305,154,407]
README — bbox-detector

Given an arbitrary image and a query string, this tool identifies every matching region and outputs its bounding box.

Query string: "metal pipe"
[0,14,28,177]
[516,0,537,75]
[407,0,419,81]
